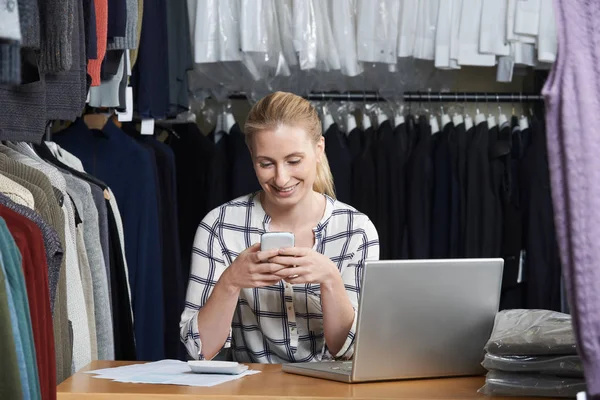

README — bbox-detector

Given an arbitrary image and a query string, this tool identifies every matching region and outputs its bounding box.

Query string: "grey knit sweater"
[0,153,72,383]
[39,0,75,72]
[108,0,139,50]
[63,173,115,361]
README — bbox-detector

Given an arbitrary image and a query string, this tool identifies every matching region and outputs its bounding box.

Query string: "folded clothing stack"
[478,309,587,398]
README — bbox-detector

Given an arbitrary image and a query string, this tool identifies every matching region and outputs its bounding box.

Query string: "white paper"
[140,118,155,135]
[86,360,261,387]
[117,87,133,122]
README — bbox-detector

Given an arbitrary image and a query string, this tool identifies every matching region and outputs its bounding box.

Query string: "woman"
[180,92,379,363]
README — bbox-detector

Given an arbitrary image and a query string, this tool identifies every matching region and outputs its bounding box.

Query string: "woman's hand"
[269,247,341,287]
[222,243,286,290]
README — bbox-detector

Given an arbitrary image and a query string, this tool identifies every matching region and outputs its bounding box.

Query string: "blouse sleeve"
[333,217,380,360]
[179,210,232,360]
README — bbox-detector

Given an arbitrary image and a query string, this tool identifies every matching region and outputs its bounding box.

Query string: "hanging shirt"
[330,0,363,77]
[180,193,379,363]
[356,0,400,64]
[458,0,496,66]
[480,0,510,56]
[413,0,439,60]
[435,0,459,69]
[537,0,557,63]
[397,0,418,58]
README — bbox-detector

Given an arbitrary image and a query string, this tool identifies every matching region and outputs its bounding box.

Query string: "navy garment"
[464,122,496,258]
[228,124,261,200]
[54,118,165,361]
[406,117,434,259]
[168,123,227,282]
[131,0,170,118]
[431,123,453,259]
[131,130,187,361]
[520,119,562,312]
[373,120,395,260]
[392,122,410,259]
[324,124,352,204]
[107,0,127,38]
[350,127,377,224]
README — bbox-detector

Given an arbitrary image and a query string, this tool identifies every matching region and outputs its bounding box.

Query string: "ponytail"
[313,153,336,199]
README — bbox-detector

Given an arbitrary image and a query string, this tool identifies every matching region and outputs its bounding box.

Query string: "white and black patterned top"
[180,192,379,363]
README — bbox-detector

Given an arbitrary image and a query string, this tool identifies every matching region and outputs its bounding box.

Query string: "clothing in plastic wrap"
[484,309,577,356]
[478,370,586,398]
[482,353,584,378]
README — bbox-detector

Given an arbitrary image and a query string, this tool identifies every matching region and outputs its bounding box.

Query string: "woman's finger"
[274,266,309,278]
[255,248,281,262]
[268,255,308,266]
[255,262,287,274]
[277,247,309,257]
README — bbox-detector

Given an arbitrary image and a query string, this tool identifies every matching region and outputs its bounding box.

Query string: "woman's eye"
[259,162,273,168]
[288,159,301,165]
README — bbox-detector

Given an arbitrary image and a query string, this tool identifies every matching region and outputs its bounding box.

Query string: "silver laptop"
[282,258,504,383]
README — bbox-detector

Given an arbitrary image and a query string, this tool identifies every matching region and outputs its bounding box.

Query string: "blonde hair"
[244,91,336,199]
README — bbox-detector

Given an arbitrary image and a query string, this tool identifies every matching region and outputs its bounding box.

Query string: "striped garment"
[180,192,379,363]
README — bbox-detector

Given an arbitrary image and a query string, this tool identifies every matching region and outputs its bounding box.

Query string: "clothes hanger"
[345,93,358,135]
[321,93,335,133]
[464,93,474,130]
[474,94,487,125]
[452,93,464,126]
[440,94,451,128]
[374,93,388,126]
[486,96,497,129]
[224,101,236,133]
[497,94,508,126]
[428,93,440,134]
[518,93,529,130]
[394,102,405,127]
[361,92,372,130]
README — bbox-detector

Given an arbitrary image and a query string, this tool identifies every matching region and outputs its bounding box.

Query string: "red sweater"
[1,206,56,400]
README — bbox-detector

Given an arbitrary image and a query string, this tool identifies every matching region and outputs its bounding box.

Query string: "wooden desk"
[57,361,555,400]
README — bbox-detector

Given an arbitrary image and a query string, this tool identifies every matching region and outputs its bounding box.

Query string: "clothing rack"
[226,91,544,103]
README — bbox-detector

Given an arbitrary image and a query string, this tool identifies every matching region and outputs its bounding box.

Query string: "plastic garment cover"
[478,370,586,398]
[330,0,363,77]
[356,0,400,64]
[484,309,577,356]
[482,353,584,378]
[191,0,242,63]
[397,0,418,58]
[313,0,340,72]
[293,0,317,70]
[413,0,439,60]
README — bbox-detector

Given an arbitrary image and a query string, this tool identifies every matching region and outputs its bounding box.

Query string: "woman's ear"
[316,136,325,162]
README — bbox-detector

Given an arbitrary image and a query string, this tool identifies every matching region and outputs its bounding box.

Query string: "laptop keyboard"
[328,361,353,373]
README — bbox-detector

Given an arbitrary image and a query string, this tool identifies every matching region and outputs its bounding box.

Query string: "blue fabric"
[0,219,39,399]
[130,0,169,118]
[54,118,165,361]
[0,248,29,400]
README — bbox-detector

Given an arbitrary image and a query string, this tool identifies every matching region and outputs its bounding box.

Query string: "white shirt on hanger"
[449,0,463,68]
[330,0,363,77]
[458,0,496,66]
[397,0,419,58]
[512,42,536,66]
[507,0,536,44]
[356,0,400,64]
[241,0,269,53]
[314,0,341,72]
[479,0,510,56]
[413,0,439,60]
[274,0,298,67]
[293,0,317,70]
[537,0,557,63]
[514,0,540,38]
[193,0,242,63]
[435,0,459,69]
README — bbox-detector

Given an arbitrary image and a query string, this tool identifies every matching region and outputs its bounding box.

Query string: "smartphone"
[260,232,295,251]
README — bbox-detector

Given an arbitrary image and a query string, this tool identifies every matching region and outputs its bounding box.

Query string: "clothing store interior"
[1,0,599,399]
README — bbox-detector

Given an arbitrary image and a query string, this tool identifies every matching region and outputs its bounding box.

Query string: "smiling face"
[249,124,324,207]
